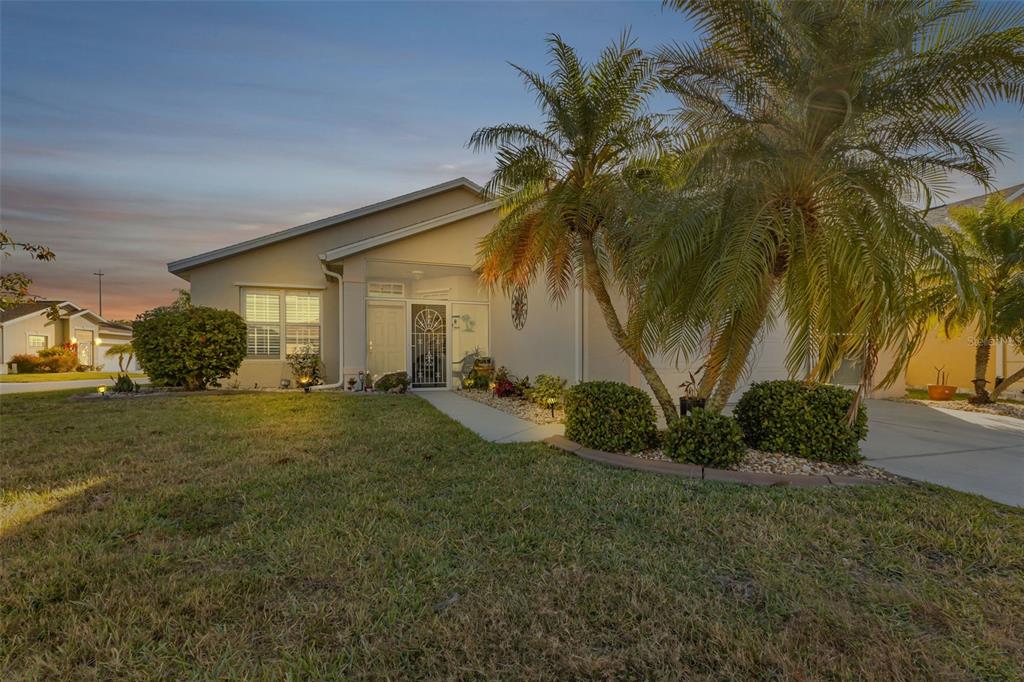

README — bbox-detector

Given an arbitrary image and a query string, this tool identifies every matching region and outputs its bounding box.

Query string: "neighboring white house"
[0,300,137,374]
[167,177,904,401]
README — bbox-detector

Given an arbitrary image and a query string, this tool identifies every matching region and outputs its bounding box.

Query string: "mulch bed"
[631,446,900,483]
[457,388,564,424]
[545,436,895,487]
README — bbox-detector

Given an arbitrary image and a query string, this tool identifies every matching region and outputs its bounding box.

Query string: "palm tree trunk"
[969,339,992,404]
[846,340,878,426]
[702,276,777,411]
[580,237,678,424]
[991,365,1024,401]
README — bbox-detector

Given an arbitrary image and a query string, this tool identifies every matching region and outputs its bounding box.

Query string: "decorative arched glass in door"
[411,304,447,387]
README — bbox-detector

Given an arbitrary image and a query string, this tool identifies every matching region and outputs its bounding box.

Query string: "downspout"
[313,259,345,390]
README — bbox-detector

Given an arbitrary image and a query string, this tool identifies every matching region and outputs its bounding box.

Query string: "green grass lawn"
[2,392,1022,678]
[0,371,145,383]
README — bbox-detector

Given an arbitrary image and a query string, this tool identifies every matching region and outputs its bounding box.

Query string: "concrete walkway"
[862,399,1023,507]
[417,390,564,443]
[0,378,150,395]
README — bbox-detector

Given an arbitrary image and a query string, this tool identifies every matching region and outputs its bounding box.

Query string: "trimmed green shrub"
[733,380,868,463]
[564,381,656,453]
[11,344,78,373]
[38,344,79,372]
[525,374,567,407]
[663,409,745,468]
[10,354,40,373]
[133,299,246,391]
[373,371,410,393]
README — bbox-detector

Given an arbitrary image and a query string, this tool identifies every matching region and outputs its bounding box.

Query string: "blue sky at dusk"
[2,1,1022,319]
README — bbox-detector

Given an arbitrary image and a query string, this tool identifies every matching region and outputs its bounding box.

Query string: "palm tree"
[942,194,1024,402]
[105,342,135,375]
[469,34,681,422]
[638,0,1024,410]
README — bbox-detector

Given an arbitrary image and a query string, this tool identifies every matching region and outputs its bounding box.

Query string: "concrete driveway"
[863,399,1023,507]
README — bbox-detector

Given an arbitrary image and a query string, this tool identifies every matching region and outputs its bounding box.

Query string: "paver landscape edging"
[542,435,884,487]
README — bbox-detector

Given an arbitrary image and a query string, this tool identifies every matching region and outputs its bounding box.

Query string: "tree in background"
[469,34,680,422]
[0,229,55,309]
[943,194,1024,402]
[104,342,135,375]
[630,0,1023,411]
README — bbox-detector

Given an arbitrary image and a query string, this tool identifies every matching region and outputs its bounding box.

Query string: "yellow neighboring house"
[905,183,1024,397]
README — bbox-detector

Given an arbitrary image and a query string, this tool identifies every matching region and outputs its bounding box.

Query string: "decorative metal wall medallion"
[511,285,528,330]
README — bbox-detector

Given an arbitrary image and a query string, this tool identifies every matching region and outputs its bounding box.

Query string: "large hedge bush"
[133,299,246,390]
[564,381,656,453]
[733,380,868,463]
[664,409,746,468]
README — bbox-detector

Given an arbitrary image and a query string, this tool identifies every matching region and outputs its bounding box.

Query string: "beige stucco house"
[168,177,904,400]
[1,300,135,373]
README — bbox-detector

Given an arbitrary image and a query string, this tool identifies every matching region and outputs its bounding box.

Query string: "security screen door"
[410,304,447,388]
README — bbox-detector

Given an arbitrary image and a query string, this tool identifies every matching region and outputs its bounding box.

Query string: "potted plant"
[678,367,706,416]
[927,366,958,400]
[473,357,494,379]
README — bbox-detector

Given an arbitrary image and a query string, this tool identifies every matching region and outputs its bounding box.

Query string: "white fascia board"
[167,177,485,275]
[68,309,109,326]
[320,200,498,262]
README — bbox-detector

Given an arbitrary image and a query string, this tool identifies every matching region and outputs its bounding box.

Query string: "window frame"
[27,333,48,351]
[284,291,322,357]
[240,288,322,360]
[242,289,283,360]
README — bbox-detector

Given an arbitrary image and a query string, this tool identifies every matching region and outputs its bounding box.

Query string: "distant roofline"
[167,177,485,276]
[932,182,1024,210]
[0,300,76,326]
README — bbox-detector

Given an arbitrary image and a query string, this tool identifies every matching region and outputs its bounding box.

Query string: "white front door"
[367,302,407,378]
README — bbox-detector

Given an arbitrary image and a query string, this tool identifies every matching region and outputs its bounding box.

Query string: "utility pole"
[93,270,104,317]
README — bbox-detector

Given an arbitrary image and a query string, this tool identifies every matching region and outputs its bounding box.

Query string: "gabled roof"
[0,300,76,324]
[168,177,486,275]
[321,200,498,262]
[926,182,1024,226]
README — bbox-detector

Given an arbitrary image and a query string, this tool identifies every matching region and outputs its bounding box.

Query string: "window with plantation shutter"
[286,294,320,355]
[244,292,280,358]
